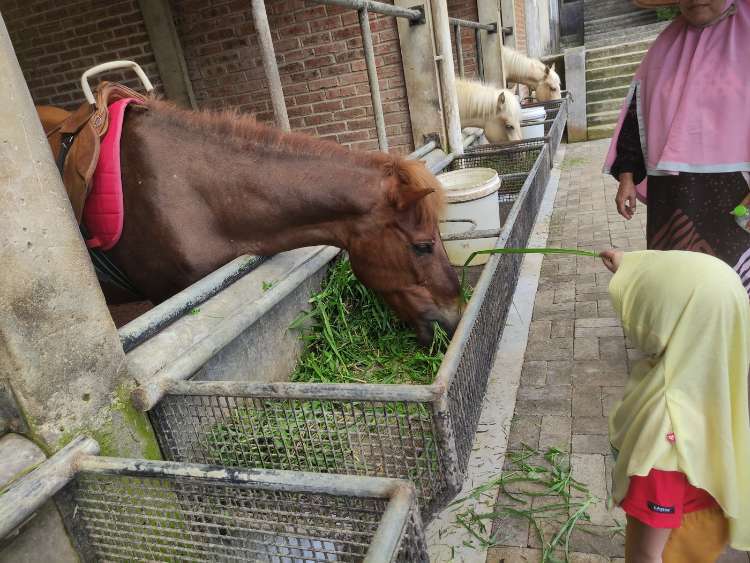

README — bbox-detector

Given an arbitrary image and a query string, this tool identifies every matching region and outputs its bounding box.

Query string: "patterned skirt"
[646,172,750,296]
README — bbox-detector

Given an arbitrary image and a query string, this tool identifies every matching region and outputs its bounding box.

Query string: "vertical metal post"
[358,8,388,151]
[475,28,484,82]
[250,0,290,132]
[453,24,464,78]
[431,0,464,155]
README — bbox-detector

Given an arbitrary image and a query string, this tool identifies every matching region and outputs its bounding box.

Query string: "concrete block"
[563,46,587,142]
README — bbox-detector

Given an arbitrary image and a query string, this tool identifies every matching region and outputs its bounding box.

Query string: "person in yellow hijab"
[600,249,750,562]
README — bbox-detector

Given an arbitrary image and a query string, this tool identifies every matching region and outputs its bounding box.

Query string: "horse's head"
[482,90,523,144]
[347,159,462,345]
[534,64,561,102]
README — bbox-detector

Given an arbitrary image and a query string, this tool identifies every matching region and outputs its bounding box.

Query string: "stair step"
[587,84,631,103]
[587,49,648,69]
[587,72,635,92]
[586,38,655,59]
[586,22,669,47]
[584,11,657,32]
[587,123,617,140]
[586,61,641,81]
[587,109,621,127]
[587,97,624,114]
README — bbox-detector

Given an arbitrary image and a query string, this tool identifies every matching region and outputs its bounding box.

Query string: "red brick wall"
[448,0,480,80]
[171,0,413,154]
[1,0,163,109]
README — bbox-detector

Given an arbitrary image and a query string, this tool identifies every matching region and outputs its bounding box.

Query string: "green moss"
[54,384,161,459]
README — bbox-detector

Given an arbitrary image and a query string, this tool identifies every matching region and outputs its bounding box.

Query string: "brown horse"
[96,100,461,344]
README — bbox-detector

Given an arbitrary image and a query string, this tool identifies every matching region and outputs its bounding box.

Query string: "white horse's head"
[482,90,523,144]
[534,64,561,102]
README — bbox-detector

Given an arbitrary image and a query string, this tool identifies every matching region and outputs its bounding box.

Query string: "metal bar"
[448,16,496,32]
[77,456,408,499]
[432,0,464,155]
[407,139,437,160]
[364,485,416,562]
[475,28,485,82]
[0,436,99,540]
[310,0,423,21]
[251,0,290,131]
[358,8,388,151]
[131,246,340,411]
[454,24,464,78]
[118,255,265,352]
[441,227,502,242]
[163,380,441,403]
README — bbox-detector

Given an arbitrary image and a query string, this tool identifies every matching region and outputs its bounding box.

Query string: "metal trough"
[144,142,552,520]
[0,438,428,562]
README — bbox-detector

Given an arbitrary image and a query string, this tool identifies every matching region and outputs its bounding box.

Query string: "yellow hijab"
[608,250,750,549]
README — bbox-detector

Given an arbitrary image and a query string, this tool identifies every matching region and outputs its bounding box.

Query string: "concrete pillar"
[477,0,507,87]
[564,46,587,142]
[500,0,516,48]
[0,16,160,458]
[137,0,197,109]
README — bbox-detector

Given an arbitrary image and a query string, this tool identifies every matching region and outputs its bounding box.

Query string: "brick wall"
[171,0,413,154]
[447,0,480,81]
[1,0,163,109]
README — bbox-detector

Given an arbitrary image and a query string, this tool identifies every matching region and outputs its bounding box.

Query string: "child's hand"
[600,249,624,273]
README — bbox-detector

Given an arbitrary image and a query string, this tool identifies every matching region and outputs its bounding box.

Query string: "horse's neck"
[502,47,545,85]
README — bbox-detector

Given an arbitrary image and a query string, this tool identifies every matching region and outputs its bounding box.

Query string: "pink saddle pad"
[83,98,139,250]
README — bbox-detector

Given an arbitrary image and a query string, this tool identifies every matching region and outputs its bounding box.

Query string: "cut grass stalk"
[450,445,599,562]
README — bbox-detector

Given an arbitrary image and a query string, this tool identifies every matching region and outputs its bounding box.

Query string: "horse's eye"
[505,124,514,130]
[412,242,434,255]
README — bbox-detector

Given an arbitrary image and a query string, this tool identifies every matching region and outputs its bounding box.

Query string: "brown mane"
[143,98,443,225]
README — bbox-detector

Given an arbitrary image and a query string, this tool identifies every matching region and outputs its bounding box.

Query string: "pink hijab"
[603,0,750,203]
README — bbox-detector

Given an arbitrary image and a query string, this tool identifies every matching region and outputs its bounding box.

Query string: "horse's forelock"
[384,158,444,226]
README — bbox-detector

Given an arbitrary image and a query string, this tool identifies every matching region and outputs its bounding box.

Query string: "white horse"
[501,46,561,102]
[456,79,522,144]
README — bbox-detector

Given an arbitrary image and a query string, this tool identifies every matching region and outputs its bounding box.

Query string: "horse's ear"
[550,62,556,72]
[496,91,506,111]
[544,66,550,76]
[393,187,435,211]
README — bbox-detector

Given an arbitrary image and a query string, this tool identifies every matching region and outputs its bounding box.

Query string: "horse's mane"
[456,79,521,120]
[142,98,443,224]
[501,46,559,89]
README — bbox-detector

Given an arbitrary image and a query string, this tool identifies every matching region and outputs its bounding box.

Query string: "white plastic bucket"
[436,168,501,267]
[521,106,546,140]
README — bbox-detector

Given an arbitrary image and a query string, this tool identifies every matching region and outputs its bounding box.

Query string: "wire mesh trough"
[56,457,428,562]
[147,143,552,520]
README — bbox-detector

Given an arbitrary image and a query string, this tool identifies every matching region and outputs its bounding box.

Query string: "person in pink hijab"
[603,0,750,298]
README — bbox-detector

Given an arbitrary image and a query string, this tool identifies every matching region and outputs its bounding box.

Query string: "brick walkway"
[485,140,750,563]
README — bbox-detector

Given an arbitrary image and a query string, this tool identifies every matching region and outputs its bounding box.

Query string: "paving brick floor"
[485,140,750,563]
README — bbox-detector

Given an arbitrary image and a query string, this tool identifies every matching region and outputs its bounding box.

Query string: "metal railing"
[448,17,512,82]
[0,437,429,562]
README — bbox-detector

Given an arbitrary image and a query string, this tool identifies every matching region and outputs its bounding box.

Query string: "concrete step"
[584,11,657,33]
[586,61,640,81]
[587,49,648,70]
[586,38,655,59]
[586,22,668,47]
[587,84,631,103]
[587,109,620,127]
[586,97,624,114]
[587,123,617,140]
[587,72,635,92]
[584,1,646,20]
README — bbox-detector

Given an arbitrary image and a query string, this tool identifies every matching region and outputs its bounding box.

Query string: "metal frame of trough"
[137,138,552,520]
[0,437,429,562]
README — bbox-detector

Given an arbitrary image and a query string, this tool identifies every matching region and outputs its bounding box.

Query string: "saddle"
[36,81,147,223]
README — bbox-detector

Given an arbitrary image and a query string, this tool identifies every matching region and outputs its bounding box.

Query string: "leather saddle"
[36,81,147,222]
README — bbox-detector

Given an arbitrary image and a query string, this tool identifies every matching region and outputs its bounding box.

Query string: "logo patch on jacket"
[647,502,675,514]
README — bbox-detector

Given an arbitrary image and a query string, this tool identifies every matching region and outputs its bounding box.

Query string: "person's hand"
[615,173,637,220]
[600,249,624,273]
